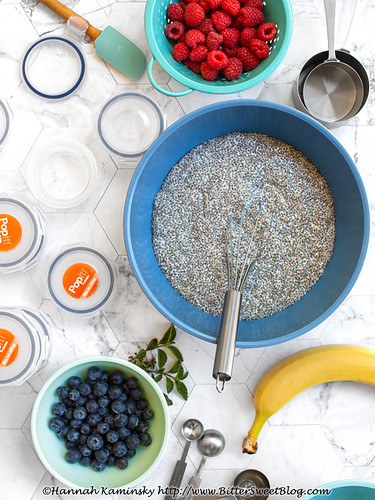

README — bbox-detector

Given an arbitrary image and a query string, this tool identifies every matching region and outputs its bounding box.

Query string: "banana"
[242,344,375,454]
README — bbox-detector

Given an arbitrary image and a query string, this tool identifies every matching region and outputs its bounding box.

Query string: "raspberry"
[184,3,205,26]
[172,42,190,61]
[178,0,187,8]
[231,16,243,30]
[206,31,223,50]
[244,0,263,9]
[211,10,232,31]
[236,46,259,70]
[240,27,257,47]
[165,21,185,40]
[257,22,277,42]
[223,46,237,57]
[189,44,209,61]
[167,3,185,21]
[222,0,240,16]
[208,0,223,7]
[249,37,269,58]
[201,61,219,80]
[185,0,199,3]
[207,49,229,69]
[198,0,211,12]
[222,56,243,79]
[185,29,206,47]
[184,58,202,73]
[196,17,215,35]
[221,27,240,48]
[238,6,264,27]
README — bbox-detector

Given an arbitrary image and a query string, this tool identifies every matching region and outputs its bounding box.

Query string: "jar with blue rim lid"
[0,100,10,147]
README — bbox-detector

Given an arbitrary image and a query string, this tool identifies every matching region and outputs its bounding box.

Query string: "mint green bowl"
[31,357,170,489]
[145,0,293,96]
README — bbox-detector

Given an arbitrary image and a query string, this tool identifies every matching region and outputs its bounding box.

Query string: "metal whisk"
[213,203,263,392]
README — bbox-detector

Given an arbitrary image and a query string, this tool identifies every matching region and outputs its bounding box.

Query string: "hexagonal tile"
[0,429,45,500]
[0,383,37,429]
[350,213,375,296]
[30,472,111,500]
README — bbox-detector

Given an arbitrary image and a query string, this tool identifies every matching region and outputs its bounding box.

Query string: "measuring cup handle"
[324,0,337,61]
[147,57,193,97]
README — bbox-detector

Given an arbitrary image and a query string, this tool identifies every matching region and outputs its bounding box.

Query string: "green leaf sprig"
[128,324,189,406]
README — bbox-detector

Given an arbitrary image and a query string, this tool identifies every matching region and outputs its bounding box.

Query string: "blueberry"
[66,440,77,450]
[112,441,128,457]
[104,415,115,427]
[117,427,131,441]
[73,406,87,420]
[139,432,152,446]
[80,456,92,466]
[91,459,106,472]
[126,434,141,450]
[56,427,69,440]
[93,381,109,397]
[108,370,125,385]
[127,377,139,390]
[135,409,142,418]
[96,421,110,435]
[130,388,143,400]
[52,402,67,416]
[107,385,122,400]
[98,407,109,418]
[137,398,149,410]
[111,400,126,414]
[141,409,154,421]
[67,429,80,443]
[56,386,69,399]
[85,399,99,414]
[101,371,110,383]
[86,366,103,383]
[98,396,110,408]
[126,448,136,459]
[87,394,96,400]
[65,448,81,463]
[121,382,130,394]
[114,413,128,428]
[105,443,113,453]
[70,419,81,430]
[127,414,139,430]
[106,430,119,444]
[68,389,81,402]
[62,397,74,408]
[87,434,104,451]
[77,396,87,406]
[136,420,149,433]
[107,454,116,466]
[80,423,91,435]
[64,408,74,420]
[116,457,129,470]
[49,417,65,432]
[87,413,101,426]
[95,448,109,463]
[124,401,137,415]
[78,434,87,445]
[78,383,92,396]
[79,444,92,457]
[68,376,82,389]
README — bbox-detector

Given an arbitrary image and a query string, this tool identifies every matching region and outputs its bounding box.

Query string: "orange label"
[0,329,19,367]
[62,263,99,299]
[0,214,22,252]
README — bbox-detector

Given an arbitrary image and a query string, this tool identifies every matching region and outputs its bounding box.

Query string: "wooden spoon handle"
[39,0,102,40]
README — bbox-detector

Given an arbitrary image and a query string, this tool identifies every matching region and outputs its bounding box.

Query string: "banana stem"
[242,411,268,454]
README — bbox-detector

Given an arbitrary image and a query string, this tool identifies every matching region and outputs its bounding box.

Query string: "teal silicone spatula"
[39,0,147,80]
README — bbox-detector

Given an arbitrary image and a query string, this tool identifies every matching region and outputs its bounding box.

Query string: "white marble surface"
[0,0,374,499]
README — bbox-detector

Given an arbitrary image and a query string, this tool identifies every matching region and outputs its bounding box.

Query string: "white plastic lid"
[27,138,97,209]
[97,93,164,157]
[0,198,40,270]
[0,100,10,146]
[22,36,86,99]
[48,247,115,314]
[0,311,36,385]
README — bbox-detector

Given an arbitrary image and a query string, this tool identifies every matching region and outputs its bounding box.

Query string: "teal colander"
[145,0,293,96]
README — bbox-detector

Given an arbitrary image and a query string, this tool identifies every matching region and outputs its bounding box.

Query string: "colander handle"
[147,57,193,97]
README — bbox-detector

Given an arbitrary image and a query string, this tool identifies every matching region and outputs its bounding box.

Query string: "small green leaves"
[128,323,189,406]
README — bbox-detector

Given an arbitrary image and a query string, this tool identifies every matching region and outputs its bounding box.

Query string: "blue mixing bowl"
[124,100,369,347]
[303,480,375,499]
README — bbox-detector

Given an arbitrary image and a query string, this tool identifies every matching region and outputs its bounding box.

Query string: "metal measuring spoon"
[302,0,364,122]
[165,419,204,500]
[182,429,225,500]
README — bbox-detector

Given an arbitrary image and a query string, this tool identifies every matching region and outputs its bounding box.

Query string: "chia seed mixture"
[152,133,335,320]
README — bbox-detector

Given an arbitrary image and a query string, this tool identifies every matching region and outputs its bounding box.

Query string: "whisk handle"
[213,289,242,392]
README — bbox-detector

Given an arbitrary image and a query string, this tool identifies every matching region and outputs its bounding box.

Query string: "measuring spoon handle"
[324,0,337,61]
[165,441,191,500]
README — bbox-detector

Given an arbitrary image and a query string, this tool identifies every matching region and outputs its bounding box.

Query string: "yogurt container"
[0,308,52,386]
[47,246,116,315]
[0,197,46,273]
[0,100,10,147]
